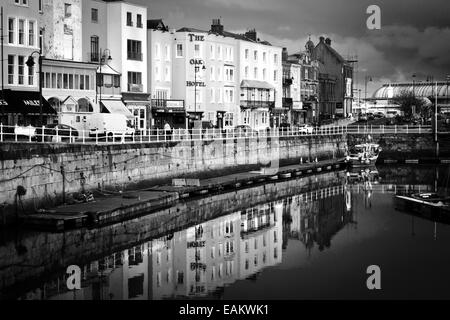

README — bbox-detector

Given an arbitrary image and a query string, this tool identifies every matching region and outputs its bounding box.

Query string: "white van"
[89,113,134,138]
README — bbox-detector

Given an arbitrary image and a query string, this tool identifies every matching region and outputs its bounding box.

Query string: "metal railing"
[0,124,434,145]
[346,124,432,134]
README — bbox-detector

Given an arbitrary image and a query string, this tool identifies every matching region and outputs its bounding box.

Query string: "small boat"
[395,193,450,215]
[346,143,381,166]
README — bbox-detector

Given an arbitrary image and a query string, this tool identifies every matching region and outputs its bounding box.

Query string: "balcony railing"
[128,83,143,92]
[127,52,143,61]
[240,100,275,109]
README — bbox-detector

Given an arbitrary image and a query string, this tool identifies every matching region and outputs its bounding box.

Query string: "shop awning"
[0,89,56,114]
[100,100,134,120]
[240,80,275,90]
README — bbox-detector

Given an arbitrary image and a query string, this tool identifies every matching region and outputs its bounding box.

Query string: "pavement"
[46,190,177,215]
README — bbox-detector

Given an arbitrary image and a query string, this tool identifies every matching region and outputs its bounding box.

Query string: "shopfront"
[151,99,186,130]
[0,89,57,126]
[122,93,151,133]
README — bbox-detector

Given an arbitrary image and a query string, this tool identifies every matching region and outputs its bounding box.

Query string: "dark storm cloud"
[134,0,450,95]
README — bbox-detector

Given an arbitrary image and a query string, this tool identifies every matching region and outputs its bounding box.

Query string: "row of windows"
[154,65,171,82]
[208,66,235,82]
[245,49,279,64]
[42,71,94,91]
[244,66,279,82]
[154,43,171,61]
[126,12,143,28]
[7,17,37,47]
[242,110,270,126]
[209,88,235,104]
[7,55,34,86]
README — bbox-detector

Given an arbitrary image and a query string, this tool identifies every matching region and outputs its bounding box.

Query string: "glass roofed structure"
[372,82,450,112]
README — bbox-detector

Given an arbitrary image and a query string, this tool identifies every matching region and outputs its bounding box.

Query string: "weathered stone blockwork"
[0,135,347,223]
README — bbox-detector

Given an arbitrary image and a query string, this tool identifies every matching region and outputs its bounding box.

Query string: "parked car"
[298,124,314,134]
[34,124,79,142]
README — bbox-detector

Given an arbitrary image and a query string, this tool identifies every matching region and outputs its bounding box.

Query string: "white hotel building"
[147,19,283,130]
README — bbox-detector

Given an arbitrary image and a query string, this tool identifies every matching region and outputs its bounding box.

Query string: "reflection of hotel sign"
[187,240,205,248]
[24,100,40,106]
[188,33,205,42]
[190,59,204,65]
[186,81,206,87]
[190,262,207,271]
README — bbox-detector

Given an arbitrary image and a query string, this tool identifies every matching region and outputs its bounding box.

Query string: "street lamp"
[364,75,372,112]
[193,61,206,124]
[97,48,112,105]
[411,74,417,115]
[26,50,43,126]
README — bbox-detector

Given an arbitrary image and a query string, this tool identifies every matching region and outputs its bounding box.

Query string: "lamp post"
[97,48,112,105]
[193,61,206,126]
[364,75,372,113]
[1,6,4,123]
[26,50,43,125]
[412,74,417,116]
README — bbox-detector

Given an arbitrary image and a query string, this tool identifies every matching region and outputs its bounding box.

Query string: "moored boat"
[345,143,381,166]
[395,193,450,216]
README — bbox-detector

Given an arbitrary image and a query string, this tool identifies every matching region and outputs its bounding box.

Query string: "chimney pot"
[325,38,331,45]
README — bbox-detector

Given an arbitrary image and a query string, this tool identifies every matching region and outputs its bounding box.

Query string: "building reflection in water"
[19,182,358,300]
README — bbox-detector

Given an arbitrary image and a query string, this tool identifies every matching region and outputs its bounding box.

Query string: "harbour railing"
[0,124,433,145]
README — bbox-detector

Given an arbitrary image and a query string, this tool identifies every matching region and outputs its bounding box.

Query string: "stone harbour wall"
[0,135,347,224]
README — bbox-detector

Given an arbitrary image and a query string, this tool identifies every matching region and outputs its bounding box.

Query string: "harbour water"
[1,165,450,300]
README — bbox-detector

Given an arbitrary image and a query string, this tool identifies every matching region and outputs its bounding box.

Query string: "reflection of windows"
[245,259,249,270]
[156,272,161,287]
[128,274,144,298]
[274,247,278,259]
[177,271,184,284]
[64,3,72,18]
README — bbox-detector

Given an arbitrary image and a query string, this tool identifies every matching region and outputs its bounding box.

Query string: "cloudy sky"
[133,0,450,96]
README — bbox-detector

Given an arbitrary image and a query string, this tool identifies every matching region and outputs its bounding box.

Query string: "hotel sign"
[186,81,206,87]
[188,33,205,42]
[190,59,204,65]
[24,100,40,106]
[187,240,205,248]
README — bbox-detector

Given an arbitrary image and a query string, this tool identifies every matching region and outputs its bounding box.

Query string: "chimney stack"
[245,29,257,41]
[282,47,288,61]
[211,18,224,35]
[319,36,325,43]
[325,38,331,46]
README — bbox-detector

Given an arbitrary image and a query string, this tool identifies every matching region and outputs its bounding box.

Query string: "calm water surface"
[1,165,450,300]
